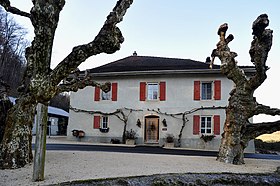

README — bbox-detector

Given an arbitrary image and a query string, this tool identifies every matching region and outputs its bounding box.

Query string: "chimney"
[133,51,137,56]
[205,57,211,64]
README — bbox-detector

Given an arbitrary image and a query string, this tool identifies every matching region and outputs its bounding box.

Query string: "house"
[9,97,69,136]
[68,54,255,152]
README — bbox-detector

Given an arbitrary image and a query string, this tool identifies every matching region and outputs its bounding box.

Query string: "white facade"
[68,69,255,152]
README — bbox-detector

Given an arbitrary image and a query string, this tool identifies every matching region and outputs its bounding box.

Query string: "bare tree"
[49,93,70,112]
[0,0,133,170]
[0,8,27,96]
[211,14,280,164]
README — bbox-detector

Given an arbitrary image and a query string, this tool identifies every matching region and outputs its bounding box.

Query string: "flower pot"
[164,142,174,148]
[126,139,135,145]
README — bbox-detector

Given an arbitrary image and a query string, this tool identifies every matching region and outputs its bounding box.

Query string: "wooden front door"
[145,117,159,143]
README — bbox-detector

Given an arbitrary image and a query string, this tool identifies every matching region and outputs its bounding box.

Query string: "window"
[194,80,221,101]
[193,115,220,135]
[201,82,212,100]
[147,83,159,100]
[201,116,212,134]
[101,116,108,129]
[101,91,111,100]
[140,82,166,101]
[94,83,118,101]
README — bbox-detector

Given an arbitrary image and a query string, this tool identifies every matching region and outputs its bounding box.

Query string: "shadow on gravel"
[49,172,280,186]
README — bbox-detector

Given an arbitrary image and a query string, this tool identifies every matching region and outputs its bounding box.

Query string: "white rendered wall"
[68,74,255,152]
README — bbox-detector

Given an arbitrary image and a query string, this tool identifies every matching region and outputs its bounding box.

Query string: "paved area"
[0,136,279,186]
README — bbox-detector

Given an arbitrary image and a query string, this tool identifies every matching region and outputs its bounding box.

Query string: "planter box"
[126,139,135,145]
[164,142,175,148]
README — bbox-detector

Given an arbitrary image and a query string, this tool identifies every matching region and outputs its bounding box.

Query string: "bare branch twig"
[0,0,31,18]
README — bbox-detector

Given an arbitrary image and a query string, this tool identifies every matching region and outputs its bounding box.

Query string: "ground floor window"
[101,116,109,129]
[201,116,212,134]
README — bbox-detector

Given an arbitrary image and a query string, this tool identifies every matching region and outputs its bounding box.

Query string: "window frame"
[201,81,213,100]
[200,116,212,135]
[147,82,159,101]
[101,116,109,129]
[101,90,111,101]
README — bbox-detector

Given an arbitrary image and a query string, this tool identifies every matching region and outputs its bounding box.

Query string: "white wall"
[68,74,254,152]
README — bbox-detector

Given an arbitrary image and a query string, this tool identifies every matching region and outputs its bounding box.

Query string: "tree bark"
[212,14,279,165]
[0,99,12,143]
[0,97,36,169]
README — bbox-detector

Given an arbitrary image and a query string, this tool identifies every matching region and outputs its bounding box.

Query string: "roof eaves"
[90,66,255,78]
[91,69,222,77]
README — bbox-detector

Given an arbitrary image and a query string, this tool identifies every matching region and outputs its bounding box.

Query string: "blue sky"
[9,1,280,122]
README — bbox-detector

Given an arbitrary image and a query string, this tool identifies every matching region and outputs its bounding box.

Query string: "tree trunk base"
[217,145,245,165]
[0,102,35,169]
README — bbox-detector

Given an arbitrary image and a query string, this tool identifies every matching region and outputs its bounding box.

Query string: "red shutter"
[93,116,100,129]
[139,82,146,101]
[193,115,200,135]
[213,115,220,135]
[94,87,100,101]
[214,80,221,100]
[159,81,166,101]
[194,81,200,100]
[111,83,118,101]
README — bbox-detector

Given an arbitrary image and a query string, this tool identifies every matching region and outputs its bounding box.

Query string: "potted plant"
[125,129,137,145]
[200,134,216,142]
[164,134,175,148]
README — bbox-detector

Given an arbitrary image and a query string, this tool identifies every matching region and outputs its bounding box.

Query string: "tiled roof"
[89,55,220,73]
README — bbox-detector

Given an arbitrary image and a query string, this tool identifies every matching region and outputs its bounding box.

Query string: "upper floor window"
[194,80,221,101]
[201,82,212,100]
[147,83,159,100]
[94,83,118,101]
[140,81,166,101]
[101,91,111,100]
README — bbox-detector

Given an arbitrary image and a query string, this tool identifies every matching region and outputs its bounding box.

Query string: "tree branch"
[254,103,280,116]
[211,23,248,86]
[57,77,111,94]
[50,0,133,86]
[248,14,273,91]
[0,0,31,18]
[56,69,111,94]
[242,120,280,140]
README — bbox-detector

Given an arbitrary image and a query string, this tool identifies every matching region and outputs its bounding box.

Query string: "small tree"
[211,14,280,164]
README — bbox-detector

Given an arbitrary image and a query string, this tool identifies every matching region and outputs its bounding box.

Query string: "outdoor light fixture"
[162,118,167,127]
[136,119,141,128]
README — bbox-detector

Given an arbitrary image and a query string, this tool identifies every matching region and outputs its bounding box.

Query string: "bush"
[165,134,174,143]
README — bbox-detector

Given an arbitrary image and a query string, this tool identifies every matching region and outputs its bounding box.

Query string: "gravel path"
[0,137,279,186]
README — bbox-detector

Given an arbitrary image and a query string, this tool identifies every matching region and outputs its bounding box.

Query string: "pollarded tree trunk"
[211,14,280,164]
[0,0,133,170]
[0,80,13,144]
[217,87,255,164]
[0,98,36,168]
